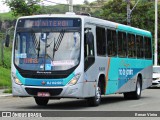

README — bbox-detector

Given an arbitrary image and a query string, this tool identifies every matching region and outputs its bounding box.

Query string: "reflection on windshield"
[14,31,80,71]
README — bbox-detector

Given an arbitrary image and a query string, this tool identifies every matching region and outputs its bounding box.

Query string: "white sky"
[0,0,96,13]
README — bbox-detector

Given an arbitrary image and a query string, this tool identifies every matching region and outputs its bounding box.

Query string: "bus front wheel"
[87,83,101,106]
[34,97,49,106]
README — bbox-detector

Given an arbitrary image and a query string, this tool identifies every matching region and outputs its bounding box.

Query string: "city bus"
[6,13,153,106]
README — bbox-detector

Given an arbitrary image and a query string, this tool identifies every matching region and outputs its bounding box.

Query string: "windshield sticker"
[51,60,75,66]
[24,58,38,64]
[40,65,44,69]
[16,53,27,58]
[45,64,51,70]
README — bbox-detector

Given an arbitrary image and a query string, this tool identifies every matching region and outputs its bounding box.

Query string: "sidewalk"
[0,89,12,97]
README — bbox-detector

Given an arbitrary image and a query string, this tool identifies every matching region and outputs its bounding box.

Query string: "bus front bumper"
[12,82,84,98]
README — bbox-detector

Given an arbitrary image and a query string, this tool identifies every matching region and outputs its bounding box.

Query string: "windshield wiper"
[55,29,65,51]
[37,36,41,58]
[52,29,65,59]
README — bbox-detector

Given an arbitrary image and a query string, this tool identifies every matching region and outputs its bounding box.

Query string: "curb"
[0,89,12,97]
[0,94,12,97]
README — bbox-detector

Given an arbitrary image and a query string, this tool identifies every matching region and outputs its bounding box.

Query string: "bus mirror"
[86,32,94,44]
[5,34,10,47]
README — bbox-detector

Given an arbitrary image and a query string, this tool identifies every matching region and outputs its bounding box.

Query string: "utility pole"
[126,0,140,26]
[69,0,73,12]
[126,0,131,25]
[154,0,158,66]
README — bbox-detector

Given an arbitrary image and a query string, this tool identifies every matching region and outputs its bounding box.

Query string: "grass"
[3,88,12,93]
[0,66,11,88]
[0,35,12,89]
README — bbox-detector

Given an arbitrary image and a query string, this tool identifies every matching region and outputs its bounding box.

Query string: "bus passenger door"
[83,25,97,98]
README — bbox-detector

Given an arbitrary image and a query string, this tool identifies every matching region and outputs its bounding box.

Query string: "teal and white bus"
[7,13,153,106]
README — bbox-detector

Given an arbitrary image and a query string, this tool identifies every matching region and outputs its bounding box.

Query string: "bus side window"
[144,37,152,59]
[136,35,144,58]
[84,31,95,71]
[118,31,127,57]
[107,29,117,57]
[96,26,106,56]
[128,34,135,58]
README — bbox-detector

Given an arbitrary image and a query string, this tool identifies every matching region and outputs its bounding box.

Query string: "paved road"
[0,88,160,119]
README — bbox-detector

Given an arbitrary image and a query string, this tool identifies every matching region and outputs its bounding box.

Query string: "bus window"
[107,29,117,57]
[128,34,136,58]
[118,31,127,57]
[96,27,106,56]
[84,31,95,71]
[136,35,144,58]
[144,37,152,59]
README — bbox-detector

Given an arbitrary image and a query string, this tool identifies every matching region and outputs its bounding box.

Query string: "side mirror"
[5,34,10,47]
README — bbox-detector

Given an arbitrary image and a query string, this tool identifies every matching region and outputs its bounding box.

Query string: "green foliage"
[100,0,160,63]
[4,0,41,16]
[101,0,129,24]
[38,5,69,14]
[3,46,12,68]
[3,88,12,93]
[0,12,17,21]
[100,0,157,35]
[0,66,11,88]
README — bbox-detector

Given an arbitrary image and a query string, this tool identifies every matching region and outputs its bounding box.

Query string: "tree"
[101,0,128,24]
[100,0,160,64]
[84,0,89,5]
[100,0,155,32]
[4,0,41,16]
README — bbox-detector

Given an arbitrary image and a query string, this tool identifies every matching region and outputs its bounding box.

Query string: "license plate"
[37,92,50,97]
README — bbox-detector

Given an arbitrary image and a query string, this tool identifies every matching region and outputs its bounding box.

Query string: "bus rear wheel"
[124,77,142,99]
[87,83,101,106]
[34,97,49,106]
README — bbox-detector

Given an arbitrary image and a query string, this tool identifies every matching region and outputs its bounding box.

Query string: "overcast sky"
[0,0,96,13]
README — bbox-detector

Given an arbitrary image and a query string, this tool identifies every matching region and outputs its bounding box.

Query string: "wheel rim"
[137,81,141,95]
[96,87,101,102]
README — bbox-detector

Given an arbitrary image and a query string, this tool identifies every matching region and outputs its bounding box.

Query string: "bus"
[6,13,153,106]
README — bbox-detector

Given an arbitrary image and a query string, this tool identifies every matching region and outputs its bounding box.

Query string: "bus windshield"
[14,17,80,71]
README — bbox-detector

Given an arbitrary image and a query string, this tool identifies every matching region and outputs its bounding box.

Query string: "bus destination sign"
[17,18,81,28]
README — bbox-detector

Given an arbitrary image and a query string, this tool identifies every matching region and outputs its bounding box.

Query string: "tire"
[124,77,142,100]
[87,83,101,106]
[34,97,49,106]
[132,77,142,99]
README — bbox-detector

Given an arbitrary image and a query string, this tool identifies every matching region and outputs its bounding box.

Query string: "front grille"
[25,88,63,96]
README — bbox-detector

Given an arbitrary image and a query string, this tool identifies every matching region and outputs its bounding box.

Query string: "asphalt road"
[0,88,160,119]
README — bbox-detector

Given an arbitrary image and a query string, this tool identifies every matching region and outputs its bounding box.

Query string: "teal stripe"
[117,24,152,37]
[16,70,75,86]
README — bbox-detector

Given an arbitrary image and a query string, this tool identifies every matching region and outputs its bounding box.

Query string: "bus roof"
[18,13,152,37]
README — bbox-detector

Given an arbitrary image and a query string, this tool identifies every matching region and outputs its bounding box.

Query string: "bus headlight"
[68,73,81,85]
[12,73,22,85]
[15,78,22,85]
